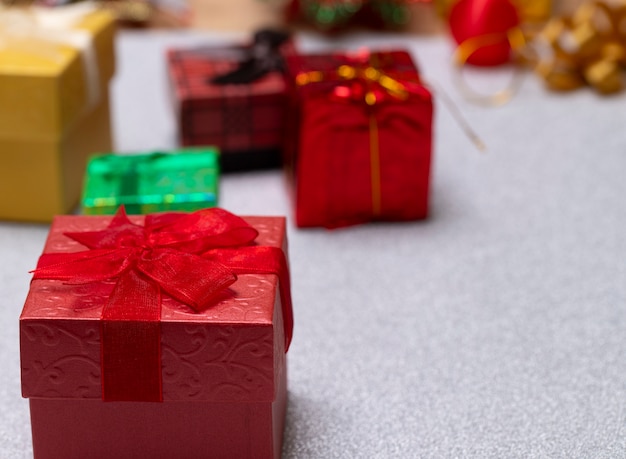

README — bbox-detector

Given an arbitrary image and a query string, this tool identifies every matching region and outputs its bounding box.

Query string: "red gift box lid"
[20,214,289,403]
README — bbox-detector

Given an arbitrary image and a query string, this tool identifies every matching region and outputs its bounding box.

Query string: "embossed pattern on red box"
[20,214,289,459]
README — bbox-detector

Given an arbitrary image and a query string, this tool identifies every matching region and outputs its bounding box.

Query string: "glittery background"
[1,31,625,458]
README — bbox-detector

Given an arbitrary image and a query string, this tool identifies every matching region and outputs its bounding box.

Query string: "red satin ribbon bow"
[33,207,293,402]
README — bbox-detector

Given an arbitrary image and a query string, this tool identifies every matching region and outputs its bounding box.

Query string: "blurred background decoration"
[0,0,598,32]
[445,0,626,95]
[534,0,626,93]
[2,0,619,95]
[0,0,190,27]
[283,0,427,31]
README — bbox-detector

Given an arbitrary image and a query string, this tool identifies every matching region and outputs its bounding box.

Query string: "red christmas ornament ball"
[449,0,520,66]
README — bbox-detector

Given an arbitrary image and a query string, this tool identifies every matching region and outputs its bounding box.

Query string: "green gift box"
[82,148,219,215]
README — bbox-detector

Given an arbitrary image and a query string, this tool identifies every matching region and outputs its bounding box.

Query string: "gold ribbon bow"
[536,0,626,94]
[295,61,412,105]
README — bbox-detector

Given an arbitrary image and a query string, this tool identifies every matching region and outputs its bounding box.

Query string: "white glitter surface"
[1,30,625,458]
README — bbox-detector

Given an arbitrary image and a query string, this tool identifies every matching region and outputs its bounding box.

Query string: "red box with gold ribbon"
[285,50,433,228]
[20,208,293,459]
[167,30,294,172]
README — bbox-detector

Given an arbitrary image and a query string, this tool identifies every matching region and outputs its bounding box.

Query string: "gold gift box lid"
[0,6,116,141]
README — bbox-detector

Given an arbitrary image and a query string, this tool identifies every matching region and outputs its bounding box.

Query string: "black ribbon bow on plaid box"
[211,29,291,85]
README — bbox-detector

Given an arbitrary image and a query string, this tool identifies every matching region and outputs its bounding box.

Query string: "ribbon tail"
[212,246,294,351]
[100,269,163,402]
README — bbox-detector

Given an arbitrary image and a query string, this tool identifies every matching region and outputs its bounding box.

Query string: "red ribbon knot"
[33,207,293,402]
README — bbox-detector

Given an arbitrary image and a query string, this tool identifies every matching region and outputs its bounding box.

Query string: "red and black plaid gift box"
[284,50,434,228]
[168,33,294,172]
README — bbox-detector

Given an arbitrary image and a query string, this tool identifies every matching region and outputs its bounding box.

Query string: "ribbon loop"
[136,248,236,311]
[452,27,528,106]
[34,247,136,284]
[145,207,259,251]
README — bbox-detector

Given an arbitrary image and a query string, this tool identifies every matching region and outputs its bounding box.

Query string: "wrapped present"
[20,207,293,459]
[167,29,294,172]
[0,4,116,222]
[81,148,220,215]
[284,50,433,228]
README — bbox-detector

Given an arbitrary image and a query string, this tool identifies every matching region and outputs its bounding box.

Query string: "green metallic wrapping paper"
[81,149,219,215]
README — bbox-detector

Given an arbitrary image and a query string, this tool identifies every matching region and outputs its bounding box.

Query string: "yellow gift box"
[0,6,115,222]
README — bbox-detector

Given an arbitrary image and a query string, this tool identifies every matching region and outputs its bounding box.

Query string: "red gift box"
[20,208,293,459]
[167,34,294,172]
[284,50,433,228]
